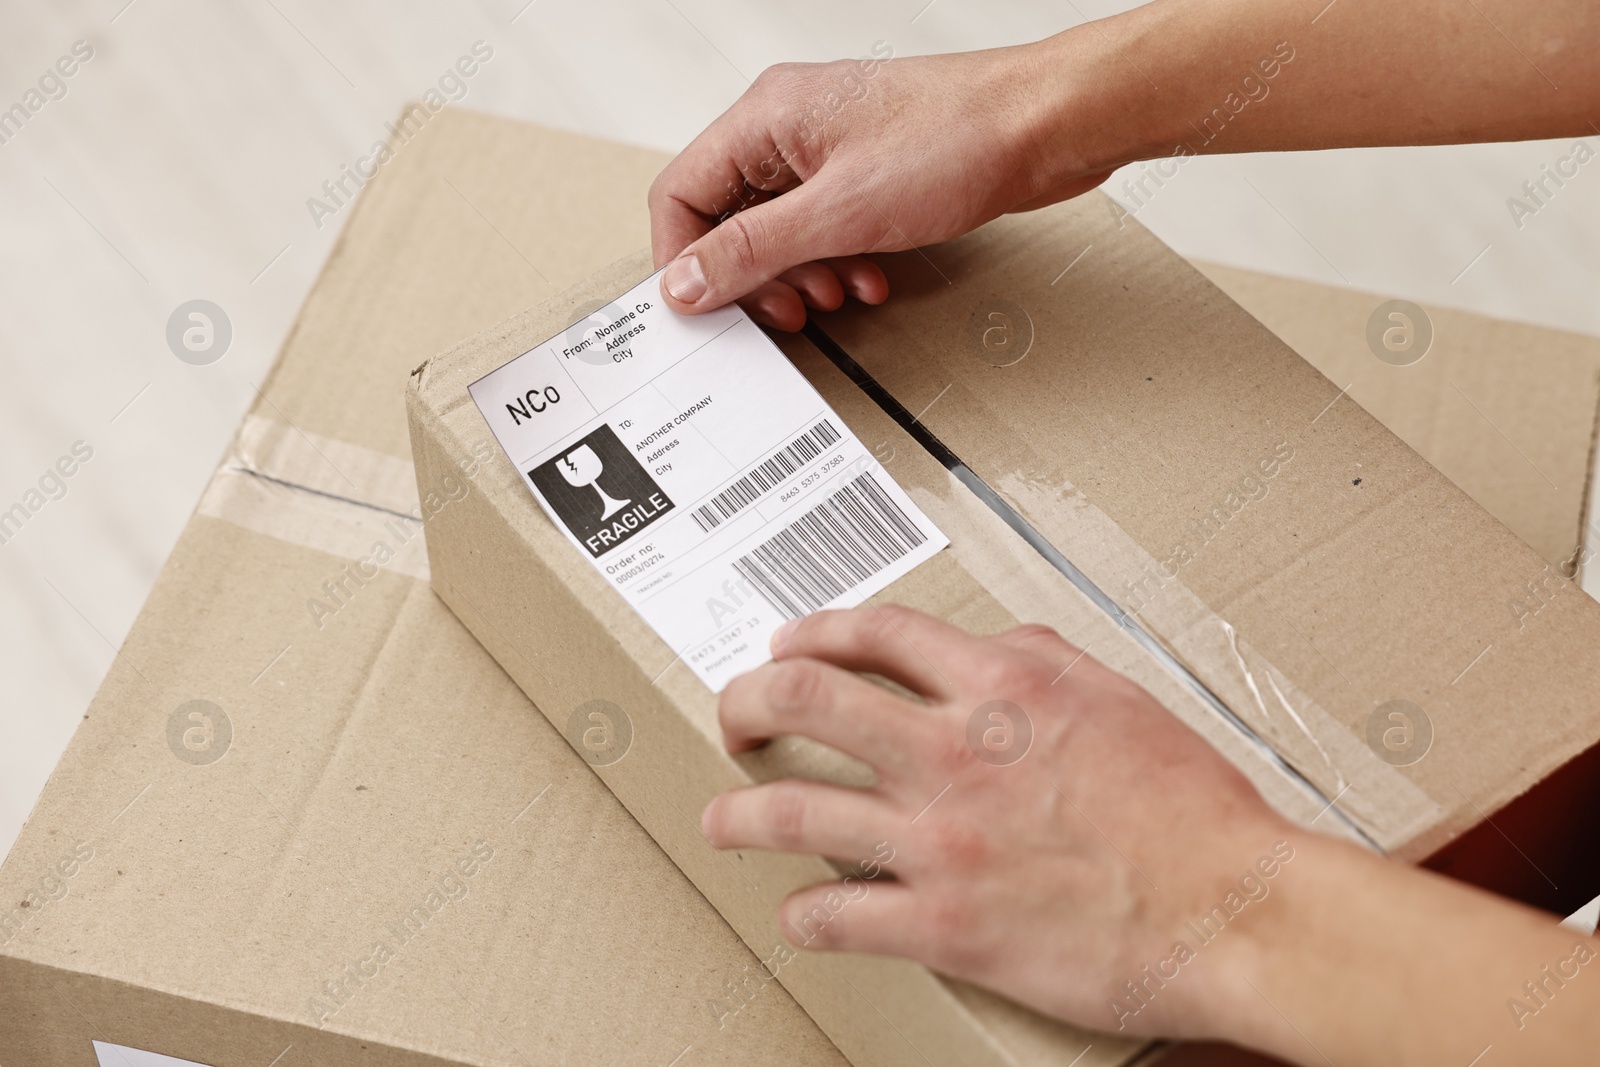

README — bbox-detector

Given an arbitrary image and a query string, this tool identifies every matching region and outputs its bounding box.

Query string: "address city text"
[562,302,654,361]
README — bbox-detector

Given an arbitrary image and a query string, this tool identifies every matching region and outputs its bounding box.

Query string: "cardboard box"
[1192,261,1600,578]
[8,100,1596,1067]
[0,109,851,1067]
[1182,263,1600,919]
[409,144,1600,1063]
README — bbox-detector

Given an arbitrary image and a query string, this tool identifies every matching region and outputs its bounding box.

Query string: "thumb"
[660,179,853,314]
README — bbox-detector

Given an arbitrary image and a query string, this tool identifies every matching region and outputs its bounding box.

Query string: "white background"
[2,0,1596,864]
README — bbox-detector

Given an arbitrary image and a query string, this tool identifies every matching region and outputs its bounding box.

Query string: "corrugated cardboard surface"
[10,98,1597,1067]
[0,108,849,1067]
[410,138,1600,1064]
[410,255,1155,1067]
[1193,261,1600,574]
[810,205,1600,863]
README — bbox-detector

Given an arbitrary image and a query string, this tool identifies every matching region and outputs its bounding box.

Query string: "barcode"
[693,419,842,532]
[733,473,926,620]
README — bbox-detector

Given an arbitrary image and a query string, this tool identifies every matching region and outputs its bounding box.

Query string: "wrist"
[1097,817,1329,1049]
[1218,827,1600,1065]
[1015,6,1182,189]
[1192,826,1458,1065]
[1156,824,1354,1055]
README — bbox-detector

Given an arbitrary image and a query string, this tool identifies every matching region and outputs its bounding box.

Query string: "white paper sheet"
[469,270,947,691]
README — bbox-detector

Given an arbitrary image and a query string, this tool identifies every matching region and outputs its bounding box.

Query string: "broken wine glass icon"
[559,443,631,519]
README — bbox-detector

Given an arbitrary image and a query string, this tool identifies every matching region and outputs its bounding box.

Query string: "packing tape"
[197,414,431,581]
[205,372,1439,848]
[989,460,1443,852]
[805,323,1441,853]
[892,466,1367,847]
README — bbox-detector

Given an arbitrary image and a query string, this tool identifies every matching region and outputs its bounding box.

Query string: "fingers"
[779,879,919,957]
[736,257,891,331]
[771,605,987,700]
[991,625,1129,698]
[646,75,891,319]
[776,262,846,312]
[660,178,859,315]
[648,112,799,268]
[992,623,1085,670]
[738,280,809,332]
[820,256,889,305]
[776,258,889,310]
[701,780,898,862]
[719,656,926,774]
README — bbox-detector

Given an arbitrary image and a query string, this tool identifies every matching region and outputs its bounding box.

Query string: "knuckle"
[716,210,763,275]
[1005,623,1059,646]
[912,894,997,976]
[764,785,811,850]
[849,606,902,650]
[765,659,827,719]
[872,602,915,628]
[973,655,1039,698]
[784,893,841,950]
[868,602,915,635]
[929,725,979,775]
[754,61,804,91]
[920,895,976,952]
[717,672,755,729]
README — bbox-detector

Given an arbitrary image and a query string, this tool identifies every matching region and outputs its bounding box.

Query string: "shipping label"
[468,270,947,691]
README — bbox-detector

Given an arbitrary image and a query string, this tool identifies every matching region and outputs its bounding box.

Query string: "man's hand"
[701,605,1290,1039]
[649,45,1114,331]
[702,606,1600,1064]
[650,0,1598,334]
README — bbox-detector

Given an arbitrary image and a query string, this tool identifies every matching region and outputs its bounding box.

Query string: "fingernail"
[699,798,718,840]
[770,617,799,655]
[665,253,707,303]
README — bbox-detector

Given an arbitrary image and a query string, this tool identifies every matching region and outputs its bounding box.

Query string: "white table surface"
[2,1,1597,875]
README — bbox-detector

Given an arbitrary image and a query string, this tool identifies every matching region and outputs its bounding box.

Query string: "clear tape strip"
[196,414,430,580]
[804,322,1443,854]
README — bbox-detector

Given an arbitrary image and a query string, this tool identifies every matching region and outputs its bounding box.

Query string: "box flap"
[810,196,1600,860]
[1192,260,1600,573]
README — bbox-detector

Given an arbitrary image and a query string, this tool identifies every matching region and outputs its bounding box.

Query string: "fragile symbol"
[528,424,675,558]
[560,443,631,519]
